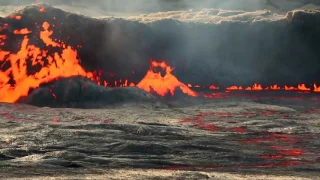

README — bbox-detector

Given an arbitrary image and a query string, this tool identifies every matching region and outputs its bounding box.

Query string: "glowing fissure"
[1,9,320,103]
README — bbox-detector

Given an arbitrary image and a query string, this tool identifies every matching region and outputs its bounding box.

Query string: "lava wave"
[1,4,320,104]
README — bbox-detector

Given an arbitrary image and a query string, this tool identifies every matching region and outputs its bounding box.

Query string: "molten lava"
[225,83,318,92]
[0,21,93,103]
[136,61,198,97]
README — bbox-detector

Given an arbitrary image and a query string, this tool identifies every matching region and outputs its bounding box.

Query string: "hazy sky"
[0,0,318,13]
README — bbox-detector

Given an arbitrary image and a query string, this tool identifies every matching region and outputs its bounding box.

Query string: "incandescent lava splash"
[137,61,198,97]
[0,19,94,103]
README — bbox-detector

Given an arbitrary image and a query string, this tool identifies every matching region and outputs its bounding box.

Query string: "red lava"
[261,110,279,116]
[103,119,111,124]
[277,149,304,156]
[240,133,297,144]
[179,110,287,134]
[39,7,45,12]
[180,112,219,132]
[0,113,36,122]
[260,148,304,159]
[228,127,246,133]
[178,110,317,169]
[217,113,232,117]
[283,114,289,118]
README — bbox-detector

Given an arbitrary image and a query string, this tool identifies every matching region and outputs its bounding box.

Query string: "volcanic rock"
[17,77,164,108]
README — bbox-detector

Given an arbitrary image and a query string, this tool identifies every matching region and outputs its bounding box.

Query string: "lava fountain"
[137,60,198,97]
[0,21,93,103]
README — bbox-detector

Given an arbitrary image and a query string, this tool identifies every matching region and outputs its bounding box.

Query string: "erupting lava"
[136,61,198,97]
[0,20,93,103]
[1,10,320,103]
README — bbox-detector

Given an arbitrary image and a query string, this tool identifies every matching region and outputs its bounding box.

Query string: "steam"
[0,1,316,14]
[95,3,320,87]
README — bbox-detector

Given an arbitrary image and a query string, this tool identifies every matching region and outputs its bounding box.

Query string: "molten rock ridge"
[0,4,320,105]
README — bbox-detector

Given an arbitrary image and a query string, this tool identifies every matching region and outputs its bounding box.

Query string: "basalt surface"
[1,96,320,179]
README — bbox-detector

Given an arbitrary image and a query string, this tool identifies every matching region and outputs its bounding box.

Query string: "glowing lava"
[0,21,93,103]
[225,83,318,92]
[136,60,198,97]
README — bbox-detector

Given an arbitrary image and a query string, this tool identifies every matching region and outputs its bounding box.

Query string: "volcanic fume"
[0,4,320,106]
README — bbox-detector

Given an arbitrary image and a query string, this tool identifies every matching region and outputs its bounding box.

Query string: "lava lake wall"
[1,5,320,88]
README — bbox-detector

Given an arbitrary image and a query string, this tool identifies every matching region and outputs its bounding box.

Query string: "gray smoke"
[1,1,319,13]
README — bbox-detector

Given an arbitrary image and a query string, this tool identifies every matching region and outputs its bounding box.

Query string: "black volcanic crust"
[1,4,320,87]
[17,77,163,108]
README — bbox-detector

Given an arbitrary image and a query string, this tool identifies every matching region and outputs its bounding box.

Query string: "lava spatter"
[136,60,198,97]
[0,22,93,103]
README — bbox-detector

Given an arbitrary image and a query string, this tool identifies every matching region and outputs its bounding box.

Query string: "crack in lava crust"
[173,110,318,170]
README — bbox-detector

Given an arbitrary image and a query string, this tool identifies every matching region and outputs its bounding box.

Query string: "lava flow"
[137,61,198,97]
[0,21,93,103]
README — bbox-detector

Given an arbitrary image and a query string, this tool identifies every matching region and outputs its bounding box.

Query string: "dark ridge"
[17,76,163,108]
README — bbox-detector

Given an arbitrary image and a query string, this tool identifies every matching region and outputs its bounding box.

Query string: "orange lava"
[268,84,281,90]
[0,21,93,103]
[137,60,198,97]
[314,84,320,92]
[226,86,243,91]
[245,83,263,91]
[39,7,46,13]
[224,83,319,92]
[13,28,32,35]
[209,85,219,90]
[10,15,22,20]
[40,22,61,47]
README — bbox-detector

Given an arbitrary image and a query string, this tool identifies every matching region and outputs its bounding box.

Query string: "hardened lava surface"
[0,94,319,179]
